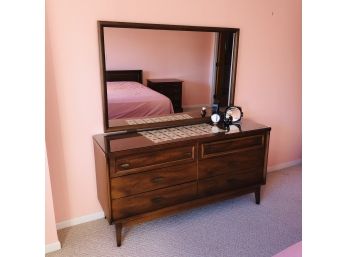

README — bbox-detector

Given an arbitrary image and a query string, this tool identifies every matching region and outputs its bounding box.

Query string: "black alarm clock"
[224,106,243,125]
[211,113,221,125]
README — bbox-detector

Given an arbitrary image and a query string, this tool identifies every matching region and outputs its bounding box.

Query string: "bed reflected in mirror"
[98,22,240,132]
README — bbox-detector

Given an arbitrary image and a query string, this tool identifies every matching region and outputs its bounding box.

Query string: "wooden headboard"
[105,70,143,84]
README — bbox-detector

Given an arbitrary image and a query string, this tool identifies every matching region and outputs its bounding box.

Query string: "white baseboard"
[45,241,61,254]
[56,211,104,230]
[267,159,302,172]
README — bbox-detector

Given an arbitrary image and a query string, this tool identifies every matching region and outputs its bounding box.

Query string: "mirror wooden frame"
[98,21,240,133]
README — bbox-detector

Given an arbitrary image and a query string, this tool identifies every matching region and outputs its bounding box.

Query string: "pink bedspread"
[107,81,174,119]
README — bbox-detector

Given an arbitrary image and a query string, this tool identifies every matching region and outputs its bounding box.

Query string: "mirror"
[98,21,240,132]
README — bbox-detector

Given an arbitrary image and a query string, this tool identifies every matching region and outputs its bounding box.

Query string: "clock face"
[226,106,242,122]
[211,113,220,124]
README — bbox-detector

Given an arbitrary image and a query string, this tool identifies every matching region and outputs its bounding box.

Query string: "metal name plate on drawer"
[138,123,223,143]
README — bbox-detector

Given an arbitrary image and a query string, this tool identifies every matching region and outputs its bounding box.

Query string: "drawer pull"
[151,197,163,204]
[120,163,130,169]
[151,176,164,183]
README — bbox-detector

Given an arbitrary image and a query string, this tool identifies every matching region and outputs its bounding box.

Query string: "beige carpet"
[47,165,302,257]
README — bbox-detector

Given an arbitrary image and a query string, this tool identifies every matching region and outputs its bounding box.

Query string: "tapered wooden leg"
[255,187,261,204]
[115,223,122,247]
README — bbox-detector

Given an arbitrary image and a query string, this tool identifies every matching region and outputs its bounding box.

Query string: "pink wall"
[105,28,214,106]
[46,0,301,225]
[45,150,59,245]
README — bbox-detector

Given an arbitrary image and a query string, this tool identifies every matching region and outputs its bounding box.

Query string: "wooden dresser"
[147,79,183,112]
[93,119,271,246]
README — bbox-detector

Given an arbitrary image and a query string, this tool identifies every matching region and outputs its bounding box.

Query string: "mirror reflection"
[104,28,215,120]
[98,22,239,131]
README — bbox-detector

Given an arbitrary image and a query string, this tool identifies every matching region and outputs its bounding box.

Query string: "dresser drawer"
[198,148,264,179]
[172,97,181,102]
[200,135,264,159]
[198,169,261,197]
[112,182,197,219]
[110,163,196,198]
[164,87,181,94]
[112,144,195,176]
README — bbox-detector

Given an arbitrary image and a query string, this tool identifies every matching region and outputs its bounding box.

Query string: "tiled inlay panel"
[138,123,223,143]
[126,114,192,125]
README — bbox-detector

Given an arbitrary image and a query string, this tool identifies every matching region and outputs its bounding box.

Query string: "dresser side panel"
[262,130,271,184]
[93,140,112,223]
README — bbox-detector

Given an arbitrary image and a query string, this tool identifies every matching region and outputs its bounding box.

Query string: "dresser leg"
[255,187,261,204]
[115,223,122,247]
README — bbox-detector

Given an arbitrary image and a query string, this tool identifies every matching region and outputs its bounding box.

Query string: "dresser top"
[93,118,271,154]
